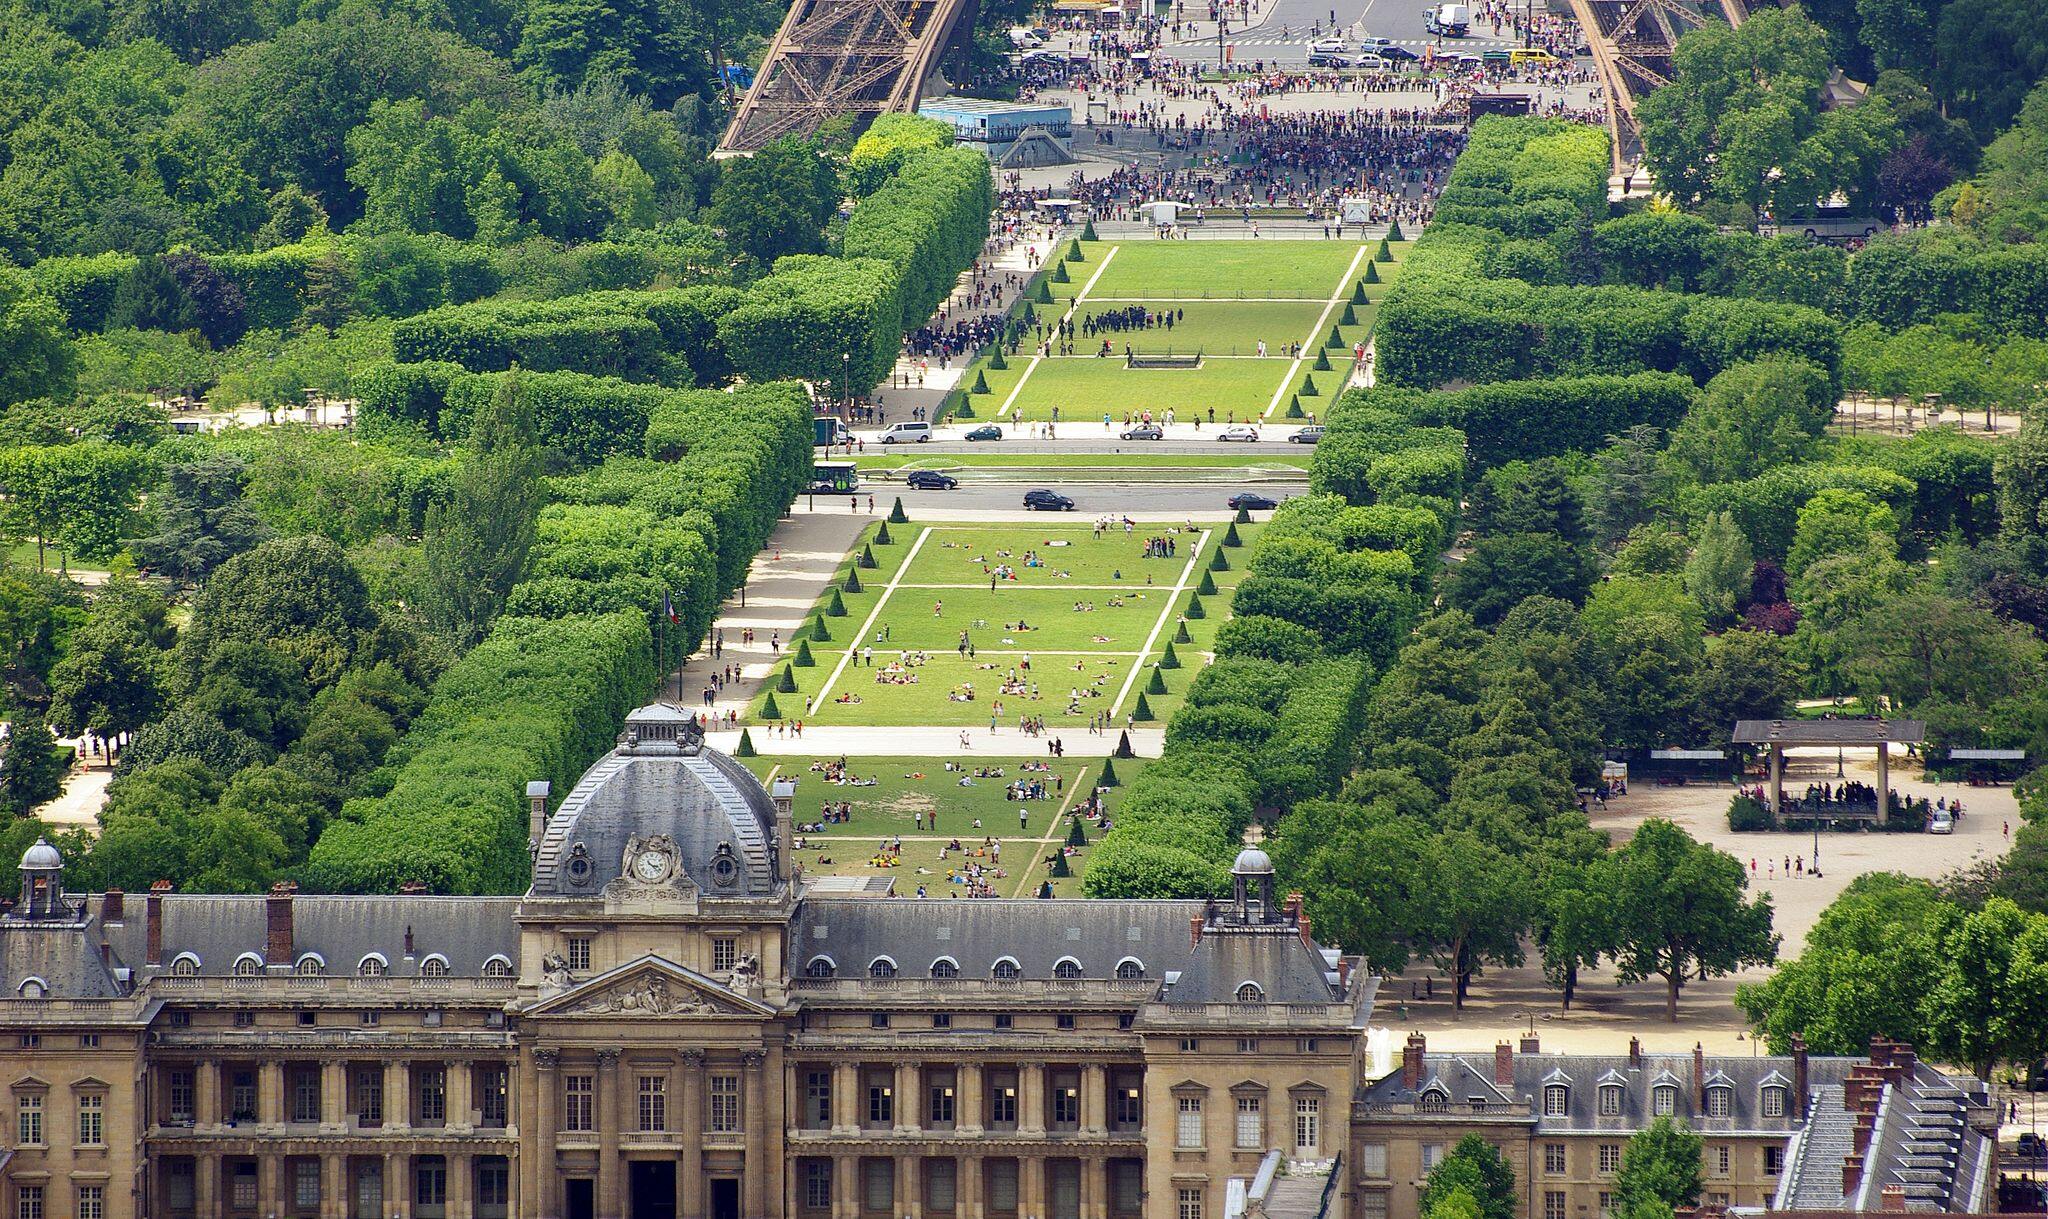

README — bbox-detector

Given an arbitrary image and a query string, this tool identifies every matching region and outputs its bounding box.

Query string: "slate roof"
[95,895,520,978]
[1779,1064,1997,1213]
[791,897,1201,980]
[1159,926,1344,1005]
[1358,1052,1514,1109]
[0,921,122,999]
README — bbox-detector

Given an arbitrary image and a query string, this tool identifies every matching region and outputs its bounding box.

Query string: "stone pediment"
[526,955,775,1019]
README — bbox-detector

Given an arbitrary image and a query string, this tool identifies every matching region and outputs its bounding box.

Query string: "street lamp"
[841,352,851,424]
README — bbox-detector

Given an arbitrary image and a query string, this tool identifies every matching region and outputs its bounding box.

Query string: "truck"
[1424,3,1470,35]
[813,415,850,446]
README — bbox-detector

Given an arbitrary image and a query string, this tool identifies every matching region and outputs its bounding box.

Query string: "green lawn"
[755,521,1263,729]
[981,356,1296,424]
[741,755,1132,896]
[1082,240,1368,299]
[1063,300,1330,356]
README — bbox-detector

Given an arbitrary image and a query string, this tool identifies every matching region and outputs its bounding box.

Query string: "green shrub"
[1114,731,1135,758]
[1210,548,1229,571]
[889,498,908,523]
[989,348,1008,370]
[1352,281,1368,305]
[1051,262,1070,283]
[845,569,864,592]
[972,370,990,394]
[1160,642,1181,669]
[1327,327,1344,349]
[875,520,894,544]
[777,667,797,693]
[955,401,976,418]
[811,616,831,642]
[1365,260,1382,283]
[1147,668,1167,695]
[1066,240,1083,262]
[1174,621,1192,644]
[860,545,878,569]
[1224,522,1242,545]
[1197,571,1218,596]
[1037,278,1054,303]
[1301,375,1320,396]
[795,639,815,666]
[1287,395,1304,417]
[1082,220,1098,241]
[1341,304,1358,327]
[1185,596,1206,619]
[736,729,757,756]
[1134,693,1155,721]
[762,691,782,718]
[1098,757,1120,785]
[1314,350,1332,371]
[827,589,847,617]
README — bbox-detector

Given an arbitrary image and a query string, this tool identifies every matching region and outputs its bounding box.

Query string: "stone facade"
[0,708,1370,1219]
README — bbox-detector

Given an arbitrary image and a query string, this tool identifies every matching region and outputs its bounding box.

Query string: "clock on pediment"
[622,833,678,886]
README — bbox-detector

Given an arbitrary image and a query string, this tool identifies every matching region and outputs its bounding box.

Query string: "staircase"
[1263,1169,1334,1219]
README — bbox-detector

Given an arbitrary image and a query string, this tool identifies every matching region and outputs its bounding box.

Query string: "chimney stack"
[1791,1035,1810,1118]
[1337,959,1352,989]
[1190,915,1204,948]
[1628,1037,1643,1067]
[1842,1153,1864,1199]
[1298,912,1314,948]
[1879,1184,1907,1212]
[265,882,296,965]
[146,880,172,965]
[1692,1042,1705,1097]
[101,889,124,924]
[1495,1042,1515,1087]
[1403,1032,1427,1091]
[527,780,552,851]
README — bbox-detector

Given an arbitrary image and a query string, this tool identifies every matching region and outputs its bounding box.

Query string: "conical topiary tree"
[1133,693,1155,721]
[1049,852,1071,878]
[889,497,909,523]
[972,370,990,394]
[1037,278,1055,303]
[795,639,815,666]
[1114,731,1135,759]
[761,692,782,718]
[811,616,831,642]
[1174,620,1192,644]
[777,667,797,693]
[736,729,757,756]
[1099,757,1120,785]
[1066,239,1083,261]
[1147,667,1167,695]
[1185,596,1205,619]
[859,544,878,569]
[1386,222,1403,242]
[1020,301,1037,325]
[1052,261,1070,283]
[1327,326,1344,349]
[845,569,864,593]
[955,402,976,419]
[1210,548,1229,572]
[989,348,1009,370]
[1067,816,1088,846]
[827,588,846,616]
[1225,521,1242,545]
[1364,260,1381,284]
[1082,220,1099,241]
[1197,570,1217,596]
[1313,350,1332,371]
[1351,282,1368,305]
[1286,394,1304,417]
[876,520,894,545]
[1341,304,1357,327]
[1160,641,1180,670]
[1301,374,1320,397]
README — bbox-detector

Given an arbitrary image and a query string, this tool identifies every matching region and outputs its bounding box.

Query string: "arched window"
[232,954,263,977]
[1705,1084,1733,1118]
[804,957,836,979]
[483,956,514,979]
[1053,958,1083,979]
[992,958,1021,980]
[868,957,898,979]
[1418,1087,1449,1113]
[1761,1084,1788,1118]
[1115,958,1146,980]
[419,956,450,978]
[1653,1085,1677,1117]
[1235,982,1264,1003]
[17,978,46,999]
[357,955,388,978]
[1598,1083,1624,1117]
[1542,1084,1569,1116]
[294,955,324,976]
[930,959,959,979]
[170,955,200,977]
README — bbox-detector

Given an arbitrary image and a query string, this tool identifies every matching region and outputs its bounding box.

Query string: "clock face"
[633,849,669,883]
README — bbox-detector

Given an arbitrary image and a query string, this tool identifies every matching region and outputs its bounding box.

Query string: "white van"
[1308,36,1348,54]
[879,421,934,444]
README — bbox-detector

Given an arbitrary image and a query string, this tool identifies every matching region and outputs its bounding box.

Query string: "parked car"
[1373,44,1420,60]
[1024,489,1076,511]
[1121,423,1164,440]
[1308,36,1348,53]
[879,421,933,443]
[1929,809,1955,834]
[1218,424,1260,442]
[1308,51,1363,67]
[2018,1132,2046,1158]
[1288,426,1325,444]
[965,424,1004,441]
[906,470,958,490]
[1228,492,1279,511]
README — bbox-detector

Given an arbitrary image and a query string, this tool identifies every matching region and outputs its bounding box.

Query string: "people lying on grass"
[947,687,975,701]
[832,692,863,704]
[1005,619,1037,630]
[879,670,921,686]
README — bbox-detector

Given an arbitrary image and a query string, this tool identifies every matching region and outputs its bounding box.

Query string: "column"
[1080,1156,1101,1219]
[1876,742,1891,826]
[258,1156,281,1214]
[385,1059,411,1130]
[833,1155,858,1219]
[1019,1064,1046,1136]
[197,1063,221,1129]
[1080,1066,1106,1137]
[448,1152,472,1219]
[1023,1157,1046,1219]
[1768,744,1783,821]
[320,1153,346,1219]
[961,1156,984,1219]
[386,1153,410,1219]
[596,1048,622,1219]
[532,1050,559,1219]
[833,1061,860,1134]
[194,1152,218,1219]
[898,1155,921,1219]
[681,1050,706,1219]
[322,1061,347,1130]
[448,1060,473,1131]
[958,1064,985,1136]
[896,1062,921,1134]
[261,1061,286,1126]
[743,1050,769,1219]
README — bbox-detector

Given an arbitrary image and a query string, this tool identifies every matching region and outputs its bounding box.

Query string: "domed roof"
[19,838,61,871]
[1232,845,1274,875]
[530,706,782,899]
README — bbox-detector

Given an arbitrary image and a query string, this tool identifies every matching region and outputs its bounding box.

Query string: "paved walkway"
[705,724,1166,758]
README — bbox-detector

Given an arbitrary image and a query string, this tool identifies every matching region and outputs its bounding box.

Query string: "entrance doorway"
[710,1177,741,1219]
[630,1161,678,1219]
[565,1177,595,1219]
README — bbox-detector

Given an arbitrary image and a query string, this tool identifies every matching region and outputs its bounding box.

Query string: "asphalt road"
[846,439,1320,457]
[889,480,1305,514]
[1170,0,1530,62]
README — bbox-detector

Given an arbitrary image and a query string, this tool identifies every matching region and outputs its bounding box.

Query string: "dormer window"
[1053,959,1083,979]
[233,955,262,977]
[295,955,324,976]
[170,955,200,977]
[358,956,388,978]
[1705,1085,1733,1118]
[804,957,835,979]
[1598,1084,1624,1117]
[17,979,45,999]
[1543,1084,1569,1116]
[420,956,449,978]
[1653,1085,1676,1116]
[483,957,514,979]
[1762,1085,1788,1118]
[1419,1087,1449,1113]
[992,959,1020,980]
[1235,982,1264,1003]
[1115,958,1145,979]
[868,958,897,979]
[930,959,959,979]
[711,845,739,888]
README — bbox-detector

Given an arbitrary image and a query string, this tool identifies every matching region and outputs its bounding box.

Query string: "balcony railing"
[790,977,1158,999]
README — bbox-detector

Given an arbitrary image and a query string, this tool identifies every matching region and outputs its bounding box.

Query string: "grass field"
[752,519,1259,729]
[962,237,1406,423]
[741,754,1140,896]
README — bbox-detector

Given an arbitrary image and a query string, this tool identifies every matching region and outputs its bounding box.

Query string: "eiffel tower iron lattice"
[1566,0,1754,174]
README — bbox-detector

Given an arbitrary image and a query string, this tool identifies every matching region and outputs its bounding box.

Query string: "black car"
[1228,492,1278,511]
[1121,423,1164,440]
[1377,44,1420,60]
[965,424,1004,441]
[906,470,958,490]
[1024,489,1076,511]
[1288,426,1325,444]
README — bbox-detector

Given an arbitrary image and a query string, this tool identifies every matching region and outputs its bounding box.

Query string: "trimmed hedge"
[1353,371,1697,470]
[841,145,994,334]
[717,255,903,395]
